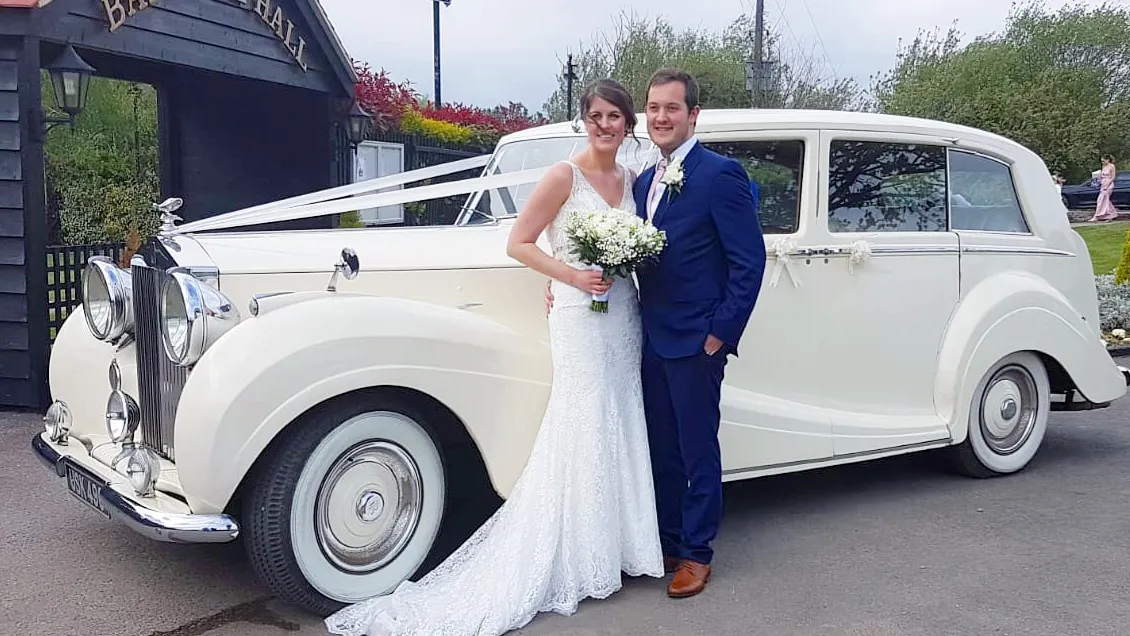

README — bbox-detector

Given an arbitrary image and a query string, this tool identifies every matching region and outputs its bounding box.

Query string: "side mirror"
[327,247,361,292]
[340,247,360,280]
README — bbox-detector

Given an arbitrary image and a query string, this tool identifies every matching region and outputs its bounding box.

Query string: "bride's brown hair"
[577,79,639,146]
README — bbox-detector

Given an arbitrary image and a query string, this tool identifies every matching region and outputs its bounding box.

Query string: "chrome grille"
[132,263,187,460]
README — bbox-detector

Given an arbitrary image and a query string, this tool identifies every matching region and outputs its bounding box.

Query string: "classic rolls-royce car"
[33,109,1130,615]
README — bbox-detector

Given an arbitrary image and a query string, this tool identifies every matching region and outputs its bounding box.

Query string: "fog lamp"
[105,389,140,444]
[44,401,71,444]
[126,446,161,497]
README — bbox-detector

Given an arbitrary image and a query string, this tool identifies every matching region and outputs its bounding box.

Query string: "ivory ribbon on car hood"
[173,154,553,234]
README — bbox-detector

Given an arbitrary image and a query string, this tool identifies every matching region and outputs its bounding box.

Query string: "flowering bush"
[351,60,548,146]
[354,62,418,132]
[420,103,500,131]
[489,102,551,135]
[399,110,475,145]
[1097,274,1130,334]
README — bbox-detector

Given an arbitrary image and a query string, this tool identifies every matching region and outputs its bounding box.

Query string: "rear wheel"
[242,393,448,616]
[951,352,1050,478]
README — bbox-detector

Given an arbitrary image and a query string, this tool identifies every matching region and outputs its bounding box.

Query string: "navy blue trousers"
[641,334,726,565]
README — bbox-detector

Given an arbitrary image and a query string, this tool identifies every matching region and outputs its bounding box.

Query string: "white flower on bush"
[1095,275,1130,334]
[1113,328,1128,339]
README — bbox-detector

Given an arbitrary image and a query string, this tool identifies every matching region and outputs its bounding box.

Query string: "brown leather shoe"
[667,560,711,598]
[663,556,680,574]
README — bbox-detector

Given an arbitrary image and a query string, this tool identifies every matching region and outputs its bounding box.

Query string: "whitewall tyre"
[952,352,1050,478]
[243,393,448,616]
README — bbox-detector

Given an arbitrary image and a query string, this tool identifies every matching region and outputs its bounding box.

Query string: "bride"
[324,78,664,636]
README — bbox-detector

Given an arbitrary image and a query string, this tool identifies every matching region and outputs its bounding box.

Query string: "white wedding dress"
[324,161,665,636]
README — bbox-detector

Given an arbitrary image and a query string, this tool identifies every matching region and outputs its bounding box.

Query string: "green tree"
[43,75,160,245]
[541,11,864,122]
[868,1,1130,183]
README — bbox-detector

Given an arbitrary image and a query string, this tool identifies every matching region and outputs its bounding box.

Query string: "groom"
[634,68,766,598]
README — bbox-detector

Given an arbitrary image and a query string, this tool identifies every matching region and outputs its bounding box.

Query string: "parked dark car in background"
[1061,173,1130,210]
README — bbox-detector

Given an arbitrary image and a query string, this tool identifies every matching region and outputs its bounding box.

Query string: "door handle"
[797,247,842,257]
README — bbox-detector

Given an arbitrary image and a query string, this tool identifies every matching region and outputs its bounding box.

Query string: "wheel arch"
[222,384,498,518]
[173,294,551,516]
[935,272,1127,444]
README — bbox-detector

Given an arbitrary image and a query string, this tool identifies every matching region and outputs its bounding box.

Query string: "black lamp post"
[432,0,451,107]
[345,100,372,147]
[43,44,95,133]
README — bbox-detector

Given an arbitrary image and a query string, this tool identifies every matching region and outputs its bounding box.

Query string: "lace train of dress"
[323,162,664,636]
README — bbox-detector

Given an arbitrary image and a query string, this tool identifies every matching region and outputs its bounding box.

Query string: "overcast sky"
[319,0,1114,112]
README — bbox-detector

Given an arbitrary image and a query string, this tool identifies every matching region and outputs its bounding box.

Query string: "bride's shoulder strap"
[543,160,578,194]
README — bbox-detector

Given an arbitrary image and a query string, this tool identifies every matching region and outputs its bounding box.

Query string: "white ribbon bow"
[847,239,872,274]
[769,238,801,288]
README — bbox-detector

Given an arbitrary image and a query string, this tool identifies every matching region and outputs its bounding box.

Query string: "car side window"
[947,150,1030,234]
[827,140,947,233]
[704,140,805,234]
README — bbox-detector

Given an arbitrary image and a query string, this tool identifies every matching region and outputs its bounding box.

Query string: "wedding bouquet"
[563,208,667,312]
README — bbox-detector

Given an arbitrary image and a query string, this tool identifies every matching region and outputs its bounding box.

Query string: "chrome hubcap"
[356,491,386,522]
[314,440,423,574]
[979,365,1038,455]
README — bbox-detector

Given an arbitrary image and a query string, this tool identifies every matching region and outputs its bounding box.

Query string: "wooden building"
[0,0,361,409]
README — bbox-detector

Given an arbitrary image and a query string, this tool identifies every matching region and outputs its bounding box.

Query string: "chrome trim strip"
[959,245,1075,257]
[793,246,959,258]
[32,434,240,544]
[871,246,959,255]
[721,438,951,477]
[790,245,1075,258]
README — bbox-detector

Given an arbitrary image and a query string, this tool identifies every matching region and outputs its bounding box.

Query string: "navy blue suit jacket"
[633,142,767,359]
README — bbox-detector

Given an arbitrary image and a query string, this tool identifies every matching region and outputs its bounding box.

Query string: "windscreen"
[457,135,657,224]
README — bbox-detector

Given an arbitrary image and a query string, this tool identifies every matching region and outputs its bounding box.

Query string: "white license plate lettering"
[64,462,111,519]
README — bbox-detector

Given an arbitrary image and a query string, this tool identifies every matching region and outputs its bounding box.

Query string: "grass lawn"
[1074,220,1129,276]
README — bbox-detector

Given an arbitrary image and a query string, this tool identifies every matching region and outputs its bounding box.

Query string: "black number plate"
[64,460,111,519]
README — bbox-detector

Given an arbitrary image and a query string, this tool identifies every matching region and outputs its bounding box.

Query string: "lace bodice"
[545,161,636,268]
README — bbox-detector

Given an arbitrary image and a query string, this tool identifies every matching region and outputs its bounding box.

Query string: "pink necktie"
[646,158,668,220]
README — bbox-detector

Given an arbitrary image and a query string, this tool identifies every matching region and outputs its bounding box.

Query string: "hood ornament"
[326,247,360,292]
[155,197,184,233]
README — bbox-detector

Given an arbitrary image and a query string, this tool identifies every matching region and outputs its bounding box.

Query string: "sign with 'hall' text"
[100,0,310,72]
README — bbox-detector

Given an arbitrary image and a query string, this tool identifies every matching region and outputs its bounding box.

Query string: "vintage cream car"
[33,109,1130,615]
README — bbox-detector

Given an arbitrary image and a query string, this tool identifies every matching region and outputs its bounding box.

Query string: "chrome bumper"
[32,434,240,544]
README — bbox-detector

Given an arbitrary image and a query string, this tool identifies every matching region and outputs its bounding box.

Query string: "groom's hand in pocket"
[704,334,725,356]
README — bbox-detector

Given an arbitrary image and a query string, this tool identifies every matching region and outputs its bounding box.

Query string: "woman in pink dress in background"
[1089,155,1119,222]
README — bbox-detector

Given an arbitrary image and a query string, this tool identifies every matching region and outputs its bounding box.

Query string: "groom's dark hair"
[647,68,699,111]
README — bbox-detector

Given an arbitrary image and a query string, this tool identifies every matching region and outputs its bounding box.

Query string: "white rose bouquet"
[563,208,667,312]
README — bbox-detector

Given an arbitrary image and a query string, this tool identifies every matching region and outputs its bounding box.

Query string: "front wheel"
[951,351,1050,478]
[242,394,448,616]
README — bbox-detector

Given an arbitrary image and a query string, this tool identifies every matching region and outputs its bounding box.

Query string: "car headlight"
[82,256,133,341]
[159,270,240,366]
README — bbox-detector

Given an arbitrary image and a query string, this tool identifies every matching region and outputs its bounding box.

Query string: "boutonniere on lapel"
[660,155,685,202]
